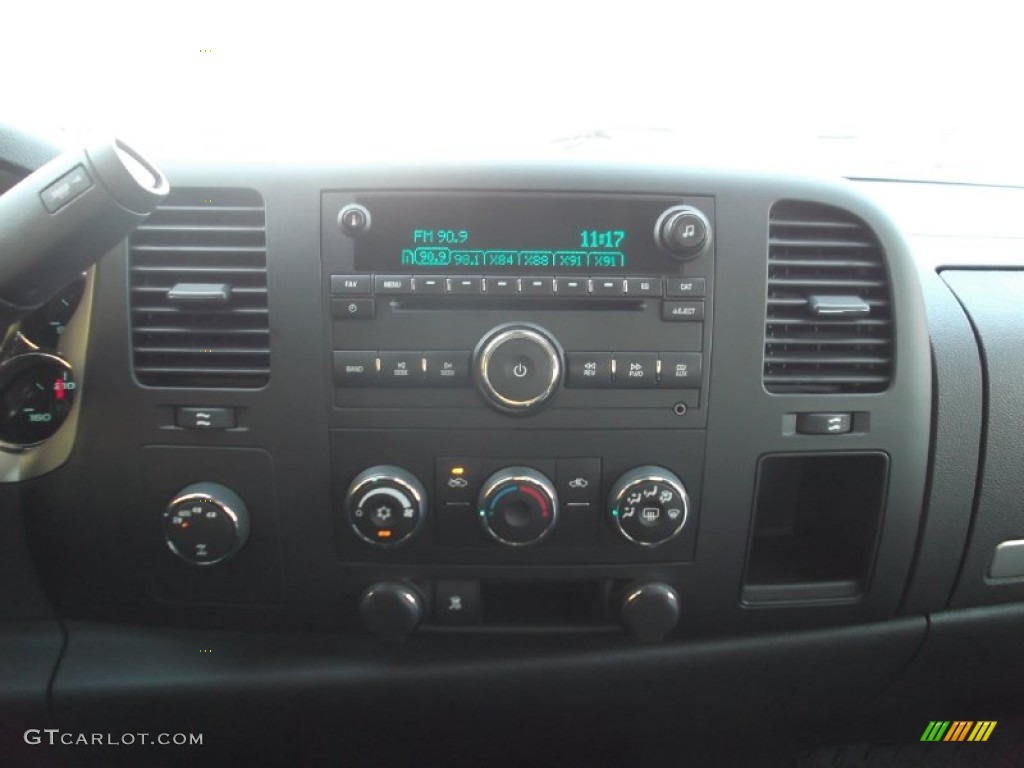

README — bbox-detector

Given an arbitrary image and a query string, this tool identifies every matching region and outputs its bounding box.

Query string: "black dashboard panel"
[13,128,1024,761]
[17,163,933,639]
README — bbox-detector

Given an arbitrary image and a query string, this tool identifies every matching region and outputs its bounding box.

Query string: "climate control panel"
[335,432,702,566]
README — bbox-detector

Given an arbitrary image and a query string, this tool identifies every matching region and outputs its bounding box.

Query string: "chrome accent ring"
[477,328,561,412]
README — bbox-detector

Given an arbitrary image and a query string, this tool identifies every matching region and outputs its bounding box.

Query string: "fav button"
[330,274,372,296]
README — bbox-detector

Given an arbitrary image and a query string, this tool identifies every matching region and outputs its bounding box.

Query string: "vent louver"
[129,188,270,388]
[764,200,893,394]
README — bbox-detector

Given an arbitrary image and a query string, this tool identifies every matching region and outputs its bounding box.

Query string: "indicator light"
[451,467,465,476]
[377,530,392,539]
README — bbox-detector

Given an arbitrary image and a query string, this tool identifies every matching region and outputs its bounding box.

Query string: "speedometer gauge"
[0,353,76,447]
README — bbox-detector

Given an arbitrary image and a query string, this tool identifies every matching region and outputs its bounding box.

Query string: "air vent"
[764,200,892,394]
[129,188,269,388]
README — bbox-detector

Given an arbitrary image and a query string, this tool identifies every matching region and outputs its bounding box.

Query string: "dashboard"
[3,127,1024,765]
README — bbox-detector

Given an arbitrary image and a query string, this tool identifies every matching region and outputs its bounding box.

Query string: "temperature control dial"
[345,466,427,547]
[163,482,250,566]
[609,466,689,546]
[478,467,558,546]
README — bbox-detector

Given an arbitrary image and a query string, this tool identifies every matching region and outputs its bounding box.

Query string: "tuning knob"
[608,466,689,546]
[360,582,423,643]
[345,466,427,547]
[621,582,680,643]
[162,482,250,566]
[478,467,558,546]
[655,205,712,260]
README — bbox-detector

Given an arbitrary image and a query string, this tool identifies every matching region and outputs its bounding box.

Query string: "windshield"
[5,1,1021,185]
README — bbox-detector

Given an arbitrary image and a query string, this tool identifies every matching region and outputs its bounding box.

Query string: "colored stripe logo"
[921,721,997,742]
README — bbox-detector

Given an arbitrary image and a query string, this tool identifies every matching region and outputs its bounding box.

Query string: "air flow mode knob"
[608,466,690,546]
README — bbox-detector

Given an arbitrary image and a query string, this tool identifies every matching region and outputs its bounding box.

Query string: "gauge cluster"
[0,274,85,452]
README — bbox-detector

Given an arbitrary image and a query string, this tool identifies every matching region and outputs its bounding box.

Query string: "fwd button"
[612,353,658,388]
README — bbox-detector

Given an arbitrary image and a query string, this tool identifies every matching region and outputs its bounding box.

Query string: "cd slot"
[391,297,648,312]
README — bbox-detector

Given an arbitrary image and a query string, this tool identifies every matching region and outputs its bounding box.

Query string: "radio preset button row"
[566,352,702,389]
[331,274,695,299]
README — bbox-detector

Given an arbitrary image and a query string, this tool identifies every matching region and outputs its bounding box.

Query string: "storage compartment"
[742,452,889,604]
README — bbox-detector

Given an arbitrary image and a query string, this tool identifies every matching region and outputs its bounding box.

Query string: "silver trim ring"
[611,474,690,548]
[478,328,561,411]
[163,492,242,566]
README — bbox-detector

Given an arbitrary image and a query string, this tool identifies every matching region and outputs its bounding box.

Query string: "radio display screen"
[353,193,684,274]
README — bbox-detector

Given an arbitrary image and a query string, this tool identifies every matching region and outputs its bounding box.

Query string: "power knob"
[474,324,563,414]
